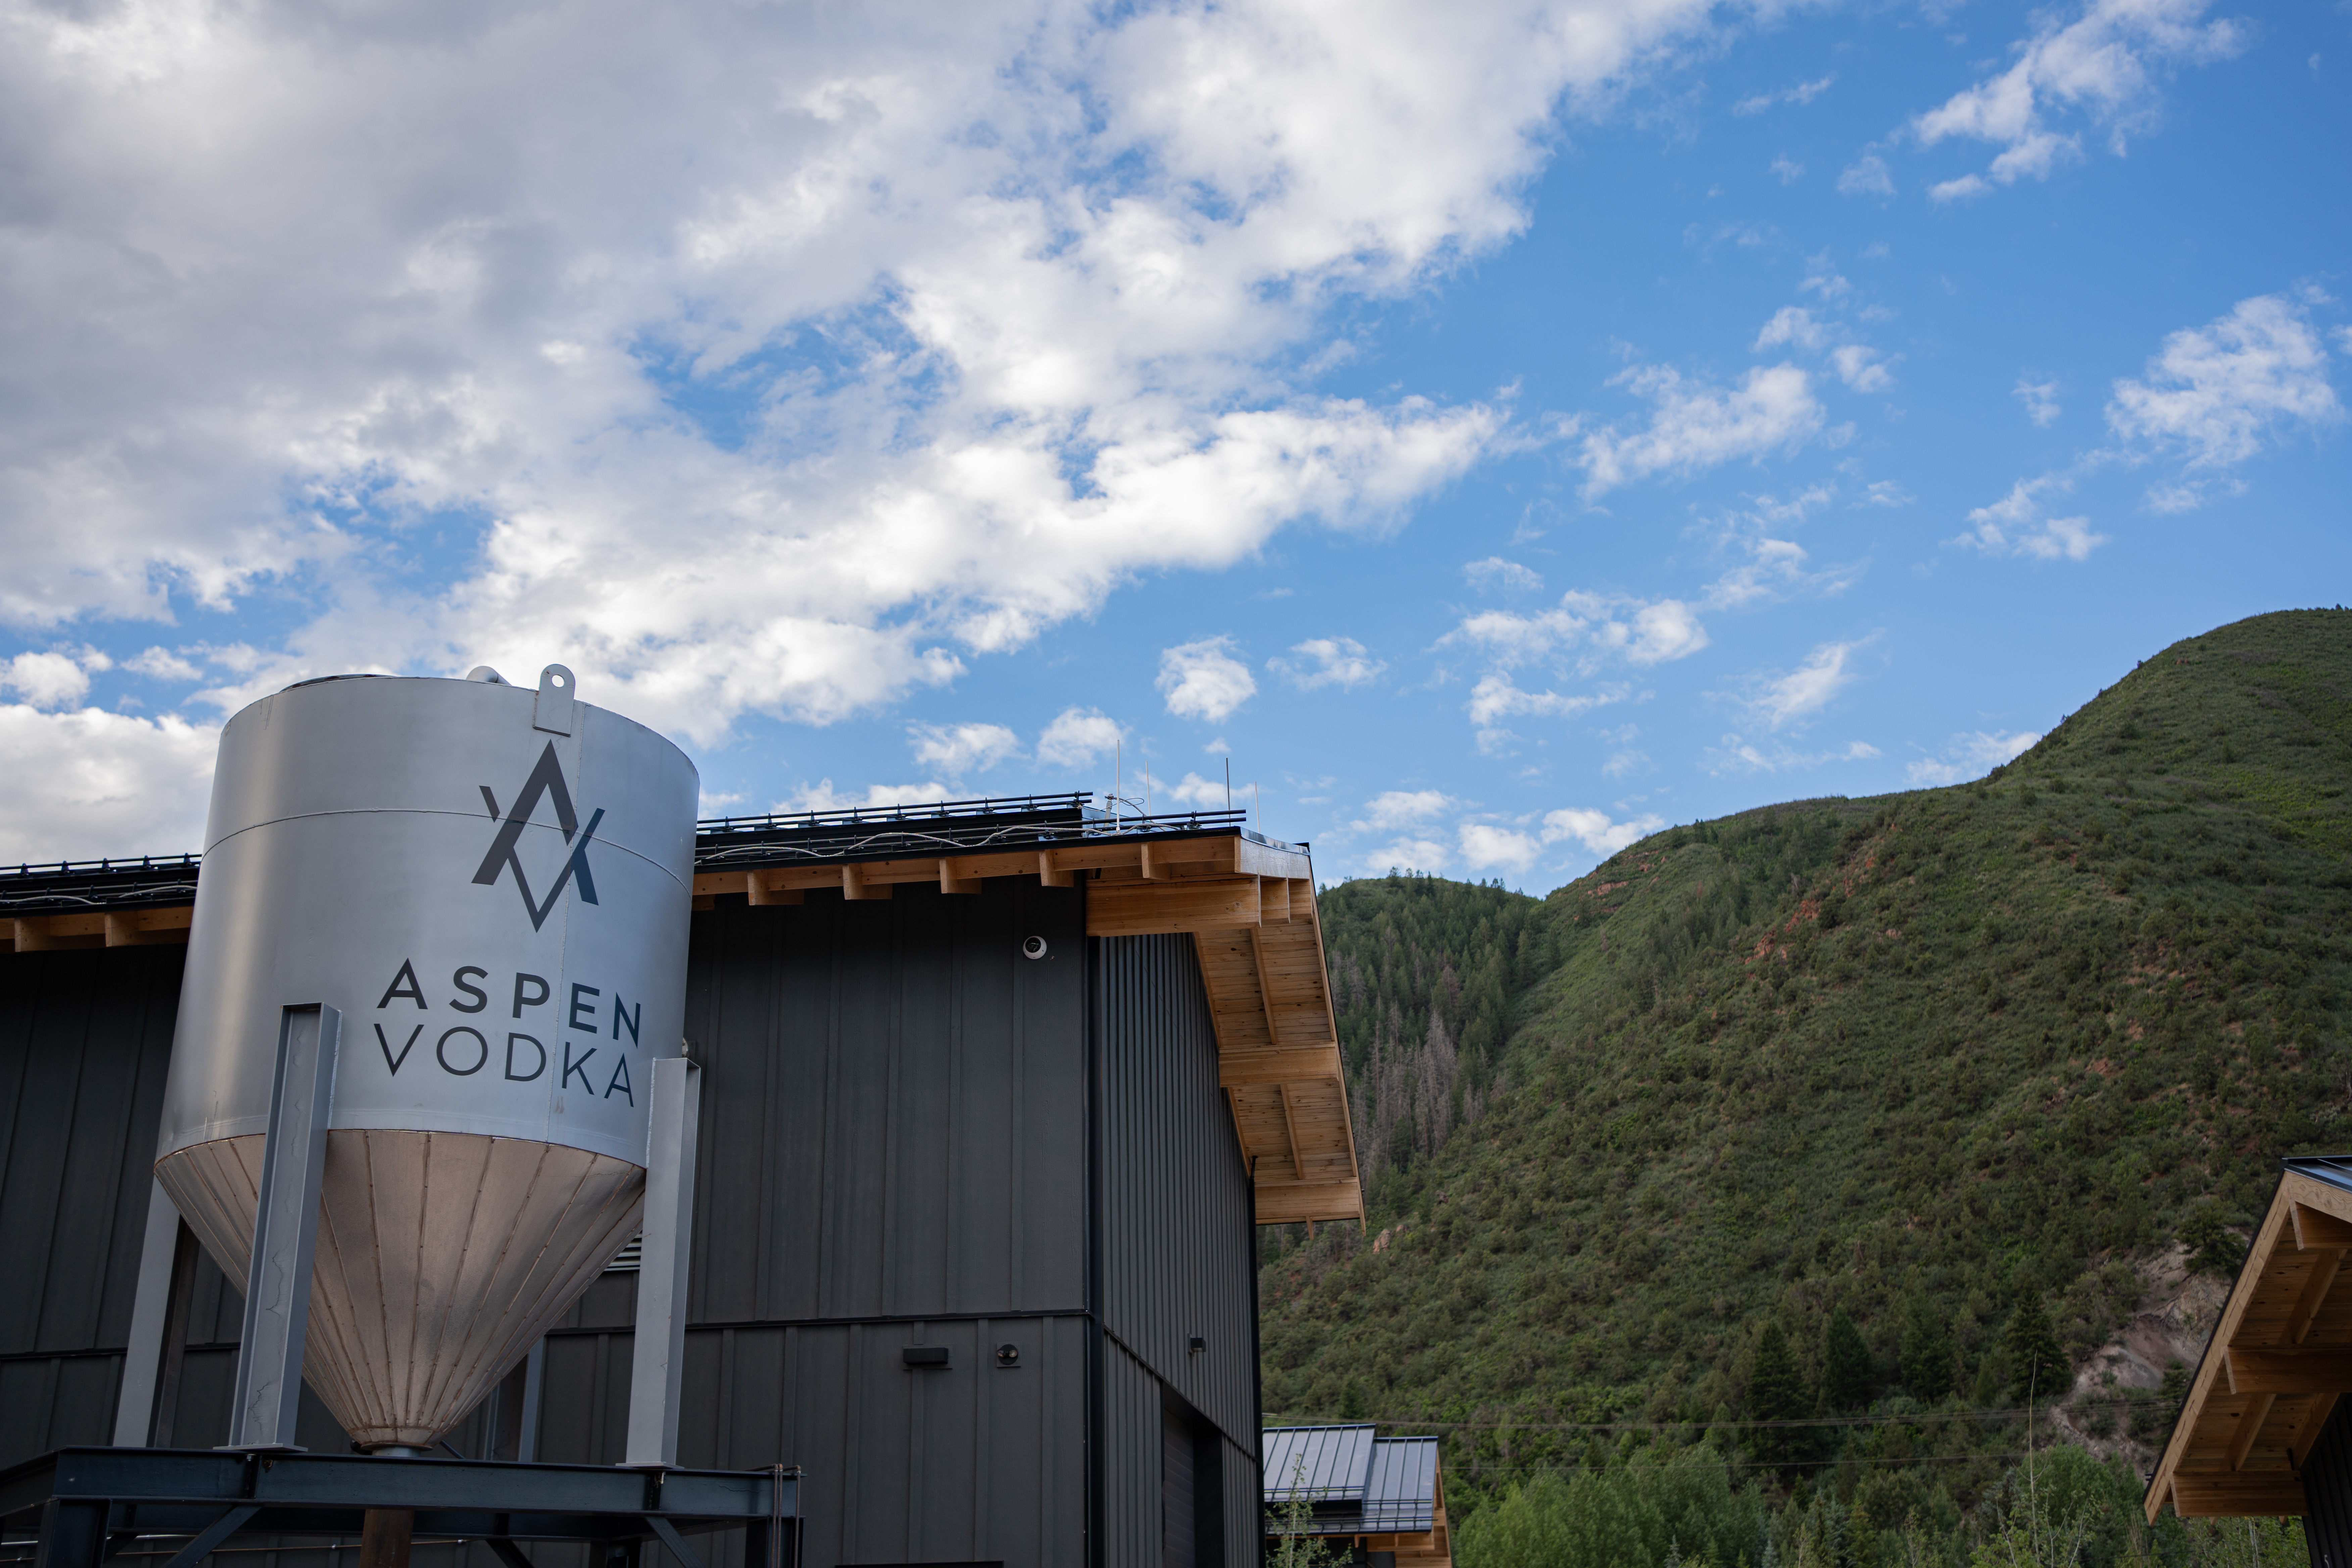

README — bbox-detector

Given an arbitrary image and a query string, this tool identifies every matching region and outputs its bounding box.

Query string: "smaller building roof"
[1263,1424,1378,1505]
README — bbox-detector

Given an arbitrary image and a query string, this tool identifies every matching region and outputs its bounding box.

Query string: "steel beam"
[111,1183,186,1446]
[226,1003,341,1450]
[626,1056,703,1468]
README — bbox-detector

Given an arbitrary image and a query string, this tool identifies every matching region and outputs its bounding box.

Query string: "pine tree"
[1900,1299,1954,1403]
[2005,1292,2069,1404]
[1750,1320,1811,1465]
[1823,1308,1873,1412]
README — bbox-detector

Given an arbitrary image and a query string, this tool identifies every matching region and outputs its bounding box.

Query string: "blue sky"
[2,0,2346,889]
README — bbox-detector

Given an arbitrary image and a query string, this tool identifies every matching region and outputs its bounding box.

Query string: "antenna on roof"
[1225,758,1231,813]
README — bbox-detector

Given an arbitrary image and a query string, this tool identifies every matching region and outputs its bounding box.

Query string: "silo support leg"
[112,1181,186,1445]
[625,1058,703,1469]
[32,1500,108,1568]
[226,1004,342,1451]
[358,1508,414,1568]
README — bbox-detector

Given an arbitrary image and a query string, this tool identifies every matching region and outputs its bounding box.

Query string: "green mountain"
[1262,608,2352,1562]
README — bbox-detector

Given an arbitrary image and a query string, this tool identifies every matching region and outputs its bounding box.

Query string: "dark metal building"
[1,797,1363,1568]
[1260,1426,1449,1568]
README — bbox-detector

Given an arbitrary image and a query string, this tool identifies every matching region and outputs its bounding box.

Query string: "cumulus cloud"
[1036,706,1124,769]
[1705,734,1881,775]
[1769,155,1805,184]
[1954,476,2108,561]
[1541,806,1665,855]
[1371,837,1451,874]
[1578,363,1824,495]
[0,706,219,860]
[1908,730,2041,786]
[1459,822,1544,873]
[908,721,1023,777]
[1451,591,1710,672]
[2106,292,2344,476]
[0,0,1753,781]
[2015,377,2063,427]
[778,779,953,812]
[1161,771,1234,809]
[1754,308,1827,353]
[1157,636,1258,722]
[1830,345,1896,393]
[1356,790,1454,830]
[1910,0,2247,197]
[125,647,204,682]
[3,651,98,710]
[1269,636,1386,691]
[1748,639,1871,728]
[1464,557,1544,594]
[1836,153,1896,196]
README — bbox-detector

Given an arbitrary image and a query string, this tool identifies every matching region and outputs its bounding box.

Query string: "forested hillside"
[1262,608,2352,1568]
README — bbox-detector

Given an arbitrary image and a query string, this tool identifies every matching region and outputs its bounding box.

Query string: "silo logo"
[473,741,604,930]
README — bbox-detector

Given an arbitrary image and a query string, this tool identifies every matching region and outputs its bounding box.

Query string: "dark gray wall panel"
[532,1315,1089,1568]
[1092,935,1259,1452]
[1216,1434,1260,1568]
[1101,1336,1164,1568]
[680,880,1089,1327]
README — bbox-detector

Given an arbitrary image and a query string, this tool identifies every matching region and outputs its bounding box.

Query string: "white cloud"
[1451,591,1709,672]
[1268,636,1386,691]
[1733,75,1835,115]
[1830,345,1896,393]
[1036,706,1124,769]
[1464,557,1544,594]
[1162,771,1233,809]
[1578,363,1824,495]
[2,652,97,710]
[1910,0,2247,197]
[0,706,219,860]
[1460,822,1544,873]
[777,779,953,812]
[0,0,1760,774]
[1358,789,1456,830]
[1907,730,2041,786]
[2106,292,2344,472]
[908,721,1023,777]
[1370,837,1451,874]
[1540,806,1664,855]
[1749,639,1870,728]
[1769,156,1804,184]
[2014,377,2063,427]
[126,646,204,681]
[1836,153,1896,196]
[1754,308,1827,353]
[1954,475,2108,561]
[1705,734,1882,775]
[1157,636,1258,722]
[1928,173,1993,203]
[1467,673,1606,727]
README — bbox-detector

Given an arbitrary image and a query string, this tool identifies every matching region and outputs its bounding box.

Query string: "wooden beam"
[2225,1392,2277,1469]
[1087,877,1260,937]
[1250,928,1281,1049]
[939,859,980,894]
[1038,850,1073,888]
[1278,1082,1305,1183]
[1139,842,1163,880]
[2286,1394,2341,1470]
[1254,1178,1366,1226]
[2287,1250,2344,1346]
[1218,1044,1345,1087]
[2227,1349,2352,1395]
[1262,877,1290,924]
[746,872,802,907]
[841,863,890,901]
[2169,1476,2307,1518]
[2294,1204,2352,1251]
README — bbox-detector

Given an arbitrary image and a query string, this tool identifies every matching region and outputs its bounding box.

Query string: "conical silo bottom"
[156,1130,645,1449]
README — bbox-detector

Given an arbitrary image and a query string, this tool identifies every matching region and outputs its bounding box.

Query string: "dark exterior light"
[995,1343,1021,1367]
[903,1346,950,1369]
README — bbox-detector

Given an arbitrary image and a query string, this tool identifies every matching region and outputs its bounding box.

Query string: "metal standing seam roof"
[1263,1425,1378,1503]
[1362,1437,1440,1534]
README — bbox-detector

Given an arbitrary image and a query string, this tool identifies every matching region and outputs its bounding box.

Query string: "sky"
[2,0,2347,891]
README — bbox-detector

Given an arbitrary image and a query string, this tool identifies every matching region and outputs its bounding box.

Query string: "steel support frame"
[1,1448,798,1568]
[625,1057,703,1469]
[227,1004,342,1451]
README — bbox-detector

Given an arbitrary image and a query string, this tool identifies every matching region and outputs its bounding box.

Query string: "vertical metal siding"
[1218,1435,1260,1568]
[1101,1337,1165,1568]
[2307,1396,2352,1568]
[1091,935,1260,1453]
[0,947,184,1464]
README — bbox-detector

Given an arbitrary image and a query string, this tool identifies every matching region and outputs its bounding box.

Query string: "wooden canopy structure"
[2145,1158,2352,1521]
[1,798,1365,1228]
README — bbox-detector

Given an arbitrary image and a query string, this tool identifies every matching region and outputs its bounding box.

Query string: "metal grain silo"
[153,666,696,1451]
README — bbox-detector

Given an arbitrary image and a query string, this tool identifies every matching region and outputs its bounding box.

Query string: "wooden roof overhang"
[2144,1159,2352,1521]
[689,818,1366,1228]
[0,799,1366,1227]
